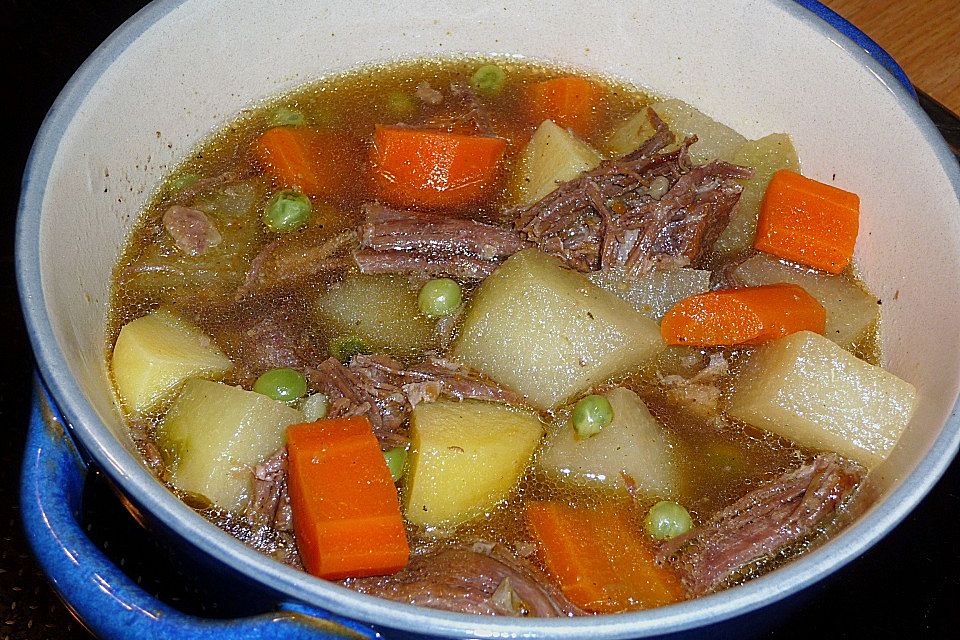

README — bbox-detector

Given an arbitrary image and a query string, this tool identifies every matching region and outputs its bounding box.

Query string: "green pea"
[385,91,415,117]
[383,446,408,482]
[264,190,311,232]
[418,278,462,317]
[271,106,306,127]
[167,172,200,193]
[571,394,613,438]
[301,392,329,422]
[470,64,506,96]
[253,367,307,403]
[644,500,693,541]
[329,335,370,363]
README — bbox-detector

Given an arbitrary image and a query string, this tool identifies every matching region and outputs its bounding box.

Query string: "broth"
[107,57,901,615]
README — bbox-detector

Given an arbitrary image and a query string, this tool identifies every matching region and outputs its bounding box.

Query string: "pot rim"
[16,0,960,637]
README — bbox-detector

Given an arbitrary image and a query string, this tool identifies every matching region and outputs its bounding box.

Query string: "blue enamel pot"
[17,0,960,637]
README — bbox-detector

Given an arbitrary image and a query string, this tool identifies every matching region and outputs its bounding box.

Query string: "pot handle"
[21,378,382,640]
[794,0,915,96]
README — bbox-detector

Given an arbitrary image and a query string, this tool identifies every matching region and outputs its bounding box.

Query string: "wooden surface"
[824,0,960,114]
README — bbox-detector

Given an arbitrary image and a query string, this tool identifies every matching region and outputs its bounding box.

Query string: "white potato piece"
[315,273,437,357]
[651,99,746,164]
[539,387,678,497]
[158,379,304,510]
[111,307,232,413]
[589,267,711,320]
[712,134,800,257]
[453,250,665,409]
[404,399,544,529]
[728,331,917,468]
[515,120,602,205]
[606,110,659,157]
[732,254,879,349]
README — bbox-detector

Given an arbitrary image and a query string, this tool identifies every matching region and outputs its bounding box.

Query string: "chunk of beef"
[344,542,580,617]
[243,448,293,532]
[156,170,238,209]
[355,204,528,280]
[307,356,408,447]
[406,82,493,136]
[402,355,524,406]
[415,81,444,105]
[128,415,167,481]
[162,205,223,256]
[307,353,523,449]
[514,109,753,277]
[176,289,324,387]
[657,454,864,596]
[239,227,356,295]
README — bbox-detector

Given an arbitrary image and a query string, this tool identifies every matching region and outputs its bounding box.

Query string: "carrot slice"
[286,417,409,580]
[370,125,507,208]
[527,501,684,613]
[527,76,602,135]
[754,169,860,273]
[254,126,355,197]
[660,283,826,347]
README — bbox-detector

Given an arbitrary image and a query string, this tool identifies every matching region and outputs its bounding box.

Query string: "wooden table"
[824,0,960,114]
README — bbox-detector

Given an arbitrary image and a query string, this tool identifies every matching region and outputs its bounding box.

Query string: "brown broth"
[108,57,878,605]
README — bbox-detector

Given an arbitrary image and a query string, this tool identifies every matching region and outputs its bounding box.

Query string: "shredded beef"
[408,82,493,135]
[416,81,444,105]
[658,454,864,596]
[243,448,293,532]
[176,289,324,387]
[239,227,356,295]
[129,416,167,480]
[402,356,524,405]
[307,354,523,449]
[354,204,528,280]
[307,356,408,447]
[156,170,238,209]
[513,109,753,277]
[710,254,750,290]
[344,541,580,617]
[162,205,222,256]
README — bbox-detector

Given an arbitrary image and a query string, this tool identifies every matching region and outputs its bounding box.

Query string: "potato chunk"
[157,379,304,510]
[732,254,879,349]
[453,250,665,409]
[539,387,678,497]
[605,110,659,157]
[651,99,746,164]
[111,308,232,413]
[711,134,800,258]
[515,120,601,205]
[404,399,543,529]
[315,273,437,357]
[589,267,711,321]
[728,331,917,468]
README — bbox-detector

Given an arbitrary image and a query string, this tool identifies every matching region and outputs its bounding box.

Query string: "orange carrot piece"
[526,501,684,613]
[754,169,860,273]
[370,125,507,208]
[527,76,601,135]
[660,283,826,347]
[286,417,409,580]
[255,126,355,197]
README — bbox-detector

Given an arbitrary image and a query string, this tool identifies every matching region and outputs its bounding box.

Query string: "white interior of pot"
[29,0,960,634]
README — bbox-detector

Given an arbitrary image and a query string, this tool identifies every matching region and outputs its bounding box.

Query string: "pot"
[17,1,960,638]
